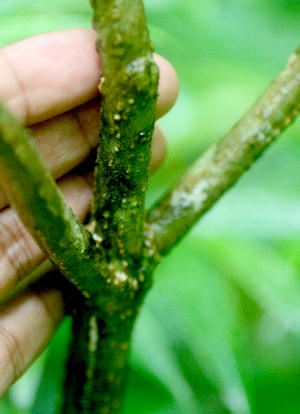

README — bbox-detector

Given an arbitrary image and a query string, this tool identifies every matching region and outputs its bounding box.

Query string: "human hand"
[0,28,178,396]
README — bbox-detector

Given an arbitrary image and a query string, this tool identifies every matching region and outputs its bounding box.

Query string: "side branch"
[0,102,103,298]
[147,47,300,258]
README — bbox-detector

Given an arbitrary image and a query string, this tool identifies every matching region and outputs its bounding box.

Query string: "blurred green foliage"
[1,0,300,413]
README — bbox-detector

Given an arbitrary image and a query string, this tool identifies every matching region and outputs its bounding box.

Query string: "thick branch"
[62,294,144,414]
[90,0,159,259]
[60,2,159,413]
[0,102,104,298]
[147,47,300,258]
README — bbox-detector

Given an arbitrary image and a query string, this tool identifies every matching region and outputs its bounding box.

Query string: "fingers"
[154,54,179,119]
[0,281,64,398]
[150,123,167,173]
[0,174,92,301]
[31,98,101,181]
[0,29,101,125]
[0,28,178,126]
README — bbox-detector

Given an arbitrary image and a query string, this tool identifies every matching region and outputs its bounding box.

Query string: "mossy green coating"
[62,1,159,413]
[91,0,159,259]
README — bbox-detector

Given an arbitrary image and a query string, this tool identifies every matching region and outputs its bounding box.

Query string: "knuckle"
[0,323,24,390]
[0,209,35,282]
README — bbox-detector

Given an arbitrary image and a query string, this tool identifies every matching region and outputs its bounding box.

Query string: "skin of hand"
[0,28,179,397]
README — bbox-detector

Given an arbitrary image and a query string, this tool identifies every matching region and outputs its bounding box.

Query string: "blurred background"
[1,0,300,413]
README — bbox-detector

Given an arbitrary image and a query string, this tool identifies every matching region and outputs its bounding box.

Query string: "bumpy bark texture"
[62,1,159,412]
[147,47,300,257]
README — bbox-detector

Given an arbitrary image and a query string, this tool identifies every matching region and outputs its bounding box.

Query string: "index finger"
[0,28,101,125]
[0,28,178,126]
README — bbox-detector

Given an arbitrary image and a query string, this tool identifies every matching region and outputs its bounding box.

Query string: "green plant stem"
[62,289,145,414]
[147,46,300,258]
[0,100,155,413]
[90,0,159,259]
[61,251,154,413]
[0,102,104,298]
[60,1,159,413]
[62,304,132,414]
[2,2,300,413]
